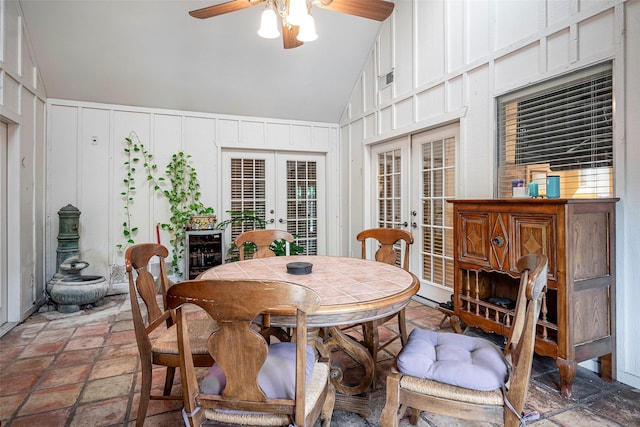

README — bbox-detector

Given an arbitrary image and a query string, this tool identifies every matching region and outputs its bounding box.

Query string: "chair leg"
[379,374,401,427]
[137,358,152,427]
[408,407,420,425]
[163,366,176,396]
[397,309,408,345]
[320,383,336,427]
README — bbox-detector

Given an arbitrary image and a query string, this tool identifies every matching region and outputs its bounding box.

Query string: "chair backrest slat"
[167,279,321,425]
[357,228,414,271]
[505,253,548,425]
[235,229,295,260]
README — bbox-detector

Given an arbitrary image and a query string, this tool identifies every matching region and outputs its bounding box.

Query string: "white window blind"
[497,64,613,199]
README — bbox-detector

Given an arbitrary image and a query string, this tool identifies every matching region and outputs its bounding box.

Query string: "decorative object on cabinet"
[449,198,618,398]
[185,230,224,280]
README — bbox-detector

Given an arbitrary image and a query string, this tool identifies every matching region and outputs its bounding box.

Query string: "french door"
[221,150,325,256]
[370,124,458,302]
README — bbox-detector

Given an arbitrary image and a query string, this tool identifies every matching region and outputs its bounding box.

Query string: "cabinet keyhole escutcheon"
[492,236,505,247]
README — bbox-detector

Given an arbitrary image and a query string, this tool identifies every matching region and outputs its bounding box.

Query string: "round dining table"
[198,255,419,417]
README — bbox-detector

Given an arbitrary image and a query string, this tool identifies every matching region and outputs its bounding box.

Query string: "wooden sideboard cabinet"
[449,199,618,398]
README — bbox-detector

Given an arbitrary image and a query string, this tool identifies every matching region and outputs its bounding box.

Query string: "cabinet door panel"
[457,212,491,267]
[490,213,510,271]
[511,214,557,281]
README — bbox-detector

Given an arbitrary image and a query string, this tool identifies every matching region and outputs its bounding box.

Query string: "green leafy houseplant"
[118,131,214,275]
[216,209,304,262]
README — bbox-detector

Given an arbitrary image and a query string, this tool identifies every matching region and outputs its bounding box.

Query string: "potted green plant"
[215,209,304,262]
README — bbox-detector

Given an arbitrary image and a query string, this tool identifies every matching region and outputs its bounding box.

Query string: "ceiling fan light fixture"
[297,14,318,42]
[286,0,308,26]
[258,7,280,39]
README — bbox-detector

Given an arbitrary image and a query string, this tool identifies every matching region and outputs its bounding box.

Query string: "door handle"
[402,221,408,227]
[267,218,275,224]
[411,222,418,229]
[279,218,287,224]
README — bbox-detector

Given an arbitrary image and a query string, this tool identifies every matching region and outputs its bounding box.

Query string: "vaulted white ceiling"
[19,0,387,123]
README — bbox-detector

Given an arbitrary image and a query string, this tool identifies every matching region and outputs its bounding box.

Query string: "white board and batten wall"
[338,0,639,389]
[46,101,340,287]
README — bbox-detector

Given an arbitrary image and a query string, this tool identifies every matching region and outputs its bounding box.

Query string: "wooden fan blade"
[189,0,265,19]
[283,25,303,49]
[318,0,394,21]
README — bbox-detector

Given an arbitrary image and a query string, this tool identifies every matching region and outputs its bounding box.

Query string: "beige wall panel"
[461,65,492,198]
[21,27,36,91]
[78,108,111,278]
[311,126,330,151]
[185,116,216,211]
[19,90,36,311]
[394,97,413,130]
[351,75,365,118]
[578,9,616,60]
[416,84,445,123]
[339,124,350,255]
[495,0,541,51]
[494,42,540,93]
[379,105,393,134]
[446,0,464,73]
[292,125,312,148]
[466,0,490,64]
[49,106,80,218]
[3,4,20,76]
[547,29,571,72]
[393,0,414,97]
[242,120,266,146]
[348,119,365,257]
[152,114,183,255]
[447,76,464,110]
[265,122,290,147]
[3,74,20,115]
[623,0,640,380]
[363,55,376,114]
[364,112,376,139]
[548,0,572,26]
[34,98,45,289]
[379,17,393,73]
[379,84,393,105]
[218,119,240,145]
[416,0,445,86]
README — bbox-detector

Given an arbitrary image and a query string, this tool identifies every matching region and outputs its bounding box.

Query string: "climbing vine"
[118,131,214,275]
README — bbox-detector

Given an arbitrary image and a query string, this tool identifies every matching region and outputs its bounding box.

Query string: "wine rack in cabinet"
[185,230,224,280]
[449,199,618,398]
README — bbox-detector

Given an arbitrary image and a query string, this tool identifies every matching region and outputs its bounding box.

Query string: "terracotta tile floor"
[1,294,638,427]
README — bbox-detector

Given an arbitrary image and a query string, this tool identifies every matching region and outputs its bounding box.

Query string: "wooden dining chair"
[379,253,548,427]
[125,243,215,427]
[234,229,297,342]
[234,229,295,260]
[350,227,414,383]
[166,279,335,427]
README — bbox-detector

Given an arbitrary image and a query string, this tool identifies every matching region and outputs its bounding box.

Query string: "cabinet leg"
[557,358,577,398]
[599,353,616,382]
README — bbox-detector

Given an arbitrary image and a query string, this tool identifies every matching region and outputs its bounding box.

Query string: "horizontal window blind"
[497,64,613,199]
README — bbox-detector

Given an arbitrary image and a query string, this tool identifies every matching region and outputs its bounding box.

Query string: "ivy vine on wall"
[118,131,214,275]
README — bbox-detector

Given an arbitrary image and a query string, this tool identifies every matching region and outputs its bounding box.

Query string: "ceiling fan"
[189,0,395,49]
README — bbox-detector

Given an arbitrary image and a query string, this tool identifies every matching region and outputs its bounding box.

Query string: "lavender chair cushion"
[201,342,315,399]
[397,328,508,391]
